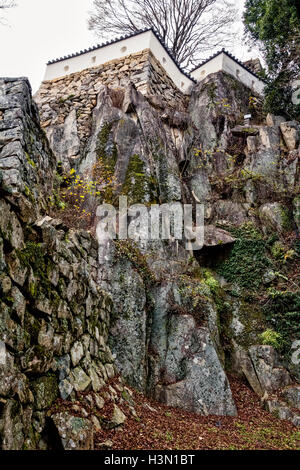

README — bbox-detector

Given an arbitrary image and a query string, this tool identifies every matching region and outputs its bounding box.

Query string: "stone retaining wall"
[0,77,117,450]
[35,50,189,155]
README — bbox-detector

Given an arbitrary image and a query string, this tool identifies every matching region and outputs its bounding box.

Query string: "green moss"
[240,127,259,134]
[235,299,265,347]
[222,221,263,241]
[24,312,41,343]
[25,152,36,168]
[31,375,59,410]
[96,122,118,172]
[34,344,53,362]
[122,154,156,204]
[202,269,220,294]
[17,242,57,302]
[176,275,214,326]
[18,242,46,274]
[151,140,170,201]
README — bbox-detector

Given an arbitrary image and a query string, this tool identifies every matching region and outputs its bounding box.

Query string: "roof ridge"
[190,48,267,83]
[46,28,196,83]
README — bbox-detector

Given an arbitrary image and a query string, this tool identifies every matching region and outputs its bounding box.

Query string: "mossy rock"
[31,375,59,411]
[122,154,157,205]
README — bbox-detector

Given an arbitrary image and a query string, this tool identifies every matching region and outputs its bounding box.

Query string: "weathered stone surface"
[1,399,27,450]
[70,367,92,392]
[1,64,300,450]
[51,412,94,450]
[231,343,264,397]
[266,114,286,127]
[107,259,148,391]
[0,78,56,221]
[283,386,300,409]
[204,225,236,247]
[259,202,291,234]
[155,317,237,416]
[31,376,59,410]
[293,196,300,231]
[108,405,126,428]
[280,121,300,150]
[46,109,80,172]
[70,341,84,367]
[249,346,291,393]
[231,125,259,136]
[213,201,250,227]
[265,400,300,427]
[0,79,115,449]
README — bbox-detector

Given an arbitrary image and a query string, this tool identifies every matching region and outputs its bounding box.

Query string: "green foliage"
[244,0,299,43]
[271,241,286,260]
[176,272,223,327]
[259,328,283,349]
[217,239,272,289]
[244,0,300,118]
[202,269,220,294]
[25,152,36,168]
[263,290,300,353]
[228,221,263,241]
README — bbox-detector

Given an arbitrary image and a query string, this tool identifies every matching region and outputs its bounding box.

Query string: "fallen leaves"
[94,375,299,451]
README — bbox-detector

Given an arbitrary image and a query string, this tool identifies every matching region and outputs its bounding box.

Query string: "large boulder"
[248,346,291,393]
[155,317,237,416]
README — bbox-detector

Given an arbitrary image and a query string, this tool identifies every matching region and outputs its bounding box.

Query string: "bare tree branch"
[0,0,16,10]
[0,0,16,25]
[88,0,237,69]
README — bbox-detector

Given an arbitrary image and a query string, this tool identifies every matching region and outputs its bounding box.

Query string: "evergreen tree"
[244,0,300,118]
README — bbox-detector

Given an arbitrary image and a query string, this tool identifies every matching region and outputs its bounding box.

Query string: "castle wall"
[191,52,265,96]
[35,50,189,154]
[44,30,194,95]
[191,54,223,82]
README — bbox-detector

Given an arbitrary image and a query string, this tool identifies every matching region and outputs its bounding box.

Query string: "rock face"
[1,65,300,449]
[35,49,188,171]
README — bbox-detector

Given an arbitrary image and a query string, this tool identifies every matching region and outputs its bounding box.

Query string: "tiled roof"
[191,48,267,83]
[47,28,197,84]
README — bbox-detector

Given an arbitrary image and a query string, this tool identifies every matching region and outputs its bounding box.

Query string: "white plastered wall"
[191,52,265,96]
[44,30,194,94]
[148,33,194,93]
[190,54,224,82]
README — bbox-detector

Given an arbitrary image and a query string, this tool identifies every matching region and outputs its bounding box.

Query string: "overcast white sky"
[0,0,258,93]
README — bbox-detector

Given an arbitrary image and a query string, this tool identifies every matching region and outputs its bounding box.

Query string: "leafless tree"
[0,0,16,24]
[88,0,237,69]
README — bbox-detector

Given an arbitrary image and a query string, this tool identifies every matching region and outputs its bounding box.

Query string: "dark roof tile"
[191,49,267,83]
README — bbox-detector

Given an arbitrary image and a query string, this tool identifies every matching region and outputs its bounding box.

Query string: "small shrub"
[259,329,283,349]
